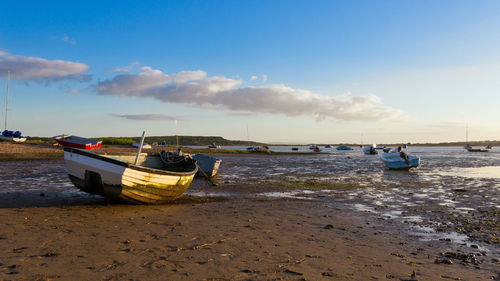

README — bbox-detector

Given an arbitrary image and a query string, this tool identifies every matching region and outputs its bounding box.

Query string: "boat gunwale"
[64,147,198,176]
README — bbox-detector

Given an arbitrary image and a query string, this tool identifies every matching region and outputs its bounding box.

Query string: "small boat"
[309,145,316,150]
[132,142,152,149]
[54,135,102,150]
[1,72,26,143]
[246,146,254,151]
[467,146,491,152]
[262,145,270,150]
[291,147,299,151]
[325,144,332,148]
[336,145,353,151]
[0,130,26,142]
[208,143,220,149]
[383,147,392,153]
[313,146,321,152]
[381,152,420,170]
[192,153,222,177]
[363,145,378,155]
[63,147,197,204]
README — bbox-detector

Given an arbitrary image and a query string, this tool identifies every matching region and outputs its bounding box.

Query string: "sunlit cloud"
[98,68,404,121]
[249,75,258,81]
[109,113,185,121]
[66,89,80,94]
[0,51,90,82]
[262,74,268,82]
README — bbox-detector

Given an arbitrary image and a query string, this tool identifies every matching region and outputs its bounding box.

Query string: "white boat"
[132,142,152,149]
[363,144,378,155]
[380,152,420,170]
[63,147,198,204]
[192,153,222,177]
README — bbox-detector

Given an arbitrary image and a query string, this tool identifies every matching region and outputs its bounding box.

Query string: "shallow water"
[1,147,499,256]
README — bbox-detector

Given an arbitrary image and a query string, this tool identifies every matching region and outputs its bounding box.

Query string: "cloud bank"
[109,113,184,121]
[98,68,403,121]
[0,51,90,82]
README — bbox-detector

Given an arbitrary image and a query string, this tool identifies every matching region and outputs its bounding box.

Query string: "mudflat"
[0,197,496,280]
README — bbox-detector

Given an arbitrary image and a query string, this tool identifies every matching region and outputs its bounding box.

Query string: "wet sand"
[0,196,496,280]
[0,143,498,280]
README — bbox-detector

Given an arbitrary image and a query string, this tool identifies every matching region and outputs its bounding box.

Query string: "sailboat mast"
[175,120,179,147]
[4,70,10,131]
[466,122,469,144]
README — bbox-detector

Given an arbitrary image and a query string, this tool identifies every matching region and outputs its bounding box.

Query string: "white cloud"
[249,75,258,81]
[262,74,268,82]
[62,34,76,45]
[111,61,139,72]
[109,113,184,121]
[0,51,90,82]
[98,68,404,121]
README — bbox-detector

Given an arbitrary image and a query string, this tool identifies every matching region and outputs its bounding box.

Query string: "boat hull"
[381,152,419,170]
[0,135,26,142]
[64,148,197,204]
[467,148,490,152]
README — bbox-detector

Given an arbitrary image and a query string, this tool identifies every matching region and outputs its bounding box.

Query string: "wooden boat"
[54,135,102,150]
[192,153,222,177]
[63,147,197,204]
[336,145,353,151]
[380,152,419,170]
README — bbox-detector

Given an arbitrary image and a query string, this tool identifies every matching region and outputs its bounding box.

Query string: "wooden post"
[134,131,146,165]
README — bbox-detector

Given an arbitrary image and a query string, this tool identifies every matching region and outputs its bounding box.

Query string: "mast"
[246,122,249,143]
[466,122,469,144]
[4,70,9,131]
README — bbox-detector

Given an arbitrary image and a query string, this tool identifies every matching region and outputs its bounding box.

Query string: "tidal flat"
[0,143,498,280]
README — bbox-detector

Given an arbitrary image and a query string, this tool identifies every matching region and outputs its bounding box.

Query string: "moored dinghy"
[380,152,420,170]
[63,147,197,204]
[192,153,222,177]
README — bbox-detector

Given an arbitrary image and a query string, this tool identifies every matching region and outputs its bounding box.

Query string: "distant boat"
[291,147,299,151]
[63,147,198,204]
[467,146,491,152]
[0,130,26,142]
[381,152,420,170]
[192,153,222,177]
[363,145,378,155]
[464,123,490,152]
[208,143,220,149]
[1,70,26,143]
[325,144,332,148]
[313,146,321,152]
[53,135,102,150]
[246,146,254,151]
[383,147,392,153]
[262,145,269,150]
[336,145,353,151]
[132,142,152,149]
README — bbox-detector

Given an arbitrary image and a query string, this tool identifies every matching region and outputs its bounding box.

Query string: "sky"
[1,0,499,144]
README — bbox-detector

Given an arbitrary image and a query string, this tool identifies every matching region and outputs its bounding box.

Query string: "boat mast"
[466,122,469,144]
[246,122,249,143]
[4,70,9,131]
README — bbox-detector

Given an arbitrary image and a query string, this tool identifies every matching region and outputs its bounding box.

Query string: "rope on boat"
[196,162,218,186]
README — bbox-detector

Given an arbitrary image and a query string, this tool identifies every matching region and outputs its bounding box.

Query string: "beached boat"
[336,145,353,151]
[363,145,378,155]
[192,153,222,177]
[380,152,419,170]
[383,147,392,153]
[63,147,197,204]
[54,135,102,150]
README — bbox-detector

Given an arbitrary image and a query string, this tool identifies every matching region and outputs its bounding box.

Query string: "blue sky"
[1,1,499,143]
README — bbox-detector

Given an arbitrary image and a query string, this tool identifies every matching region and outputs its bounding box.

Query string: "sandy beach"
[0,143,498,280]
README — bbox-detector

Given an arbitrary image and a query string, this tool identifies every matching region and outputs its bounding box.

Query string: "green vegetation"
[100,137,135,145]
[96,135,265,146]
